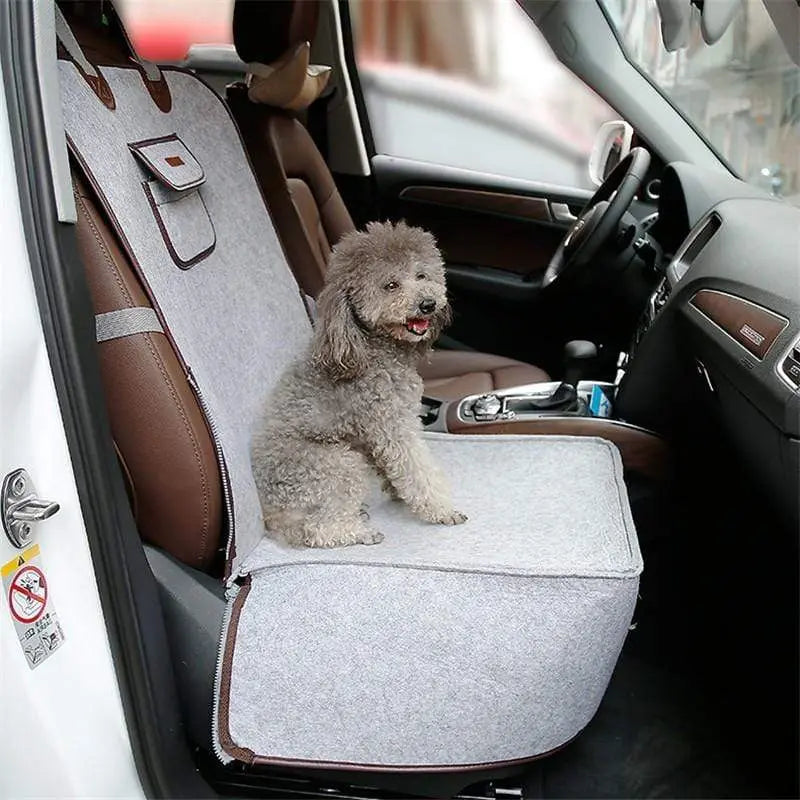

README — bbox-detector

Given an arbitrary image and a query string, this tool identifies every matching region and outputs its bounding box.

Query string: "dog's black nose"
[419,298,436,314]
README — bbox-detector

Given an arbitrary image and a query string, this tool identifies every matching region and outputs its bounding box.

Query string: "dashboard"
[617,162,800,527]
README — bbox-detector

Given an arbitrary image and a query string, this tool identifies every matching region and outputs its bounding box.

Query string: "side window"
[349,0,621,190]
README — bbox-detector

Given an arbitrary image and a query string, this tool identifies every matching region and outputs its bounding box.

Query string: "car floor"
[534,459,798,800]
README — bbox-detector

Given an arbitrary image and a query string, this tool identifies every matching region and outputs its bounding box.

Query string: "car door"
[343,0,622,372]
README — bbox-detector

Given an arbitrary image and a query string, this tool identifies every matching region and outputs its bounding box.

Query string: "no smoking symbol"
[8,565,47,624]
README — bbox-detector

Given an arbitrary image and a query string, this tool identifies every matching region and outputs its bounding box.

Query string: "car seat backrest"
[227,88,355,299]
[227,0,356,301]
[57,3,312,578]
[73,169,225,571]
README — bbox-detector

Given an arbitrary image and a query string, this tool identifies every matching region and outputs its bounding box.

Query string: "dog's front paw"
[422,508,468,525]
[357,528,385,545]
[440,509,468,526]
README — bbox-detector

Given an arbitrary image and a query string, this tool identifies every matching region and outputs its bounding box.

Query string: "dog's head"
[313,220,451,380]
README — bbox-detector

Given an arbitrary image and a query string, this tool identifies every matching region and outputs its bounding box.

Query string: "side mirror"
[588,120,634,187]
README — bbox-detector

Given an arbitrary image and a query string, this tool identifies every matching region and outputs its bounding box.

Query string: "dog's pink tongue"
[408,318,430,334]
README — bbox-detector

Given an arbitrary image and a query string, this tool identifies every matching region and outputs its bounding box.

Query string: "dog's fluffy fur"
[252,220,467,547]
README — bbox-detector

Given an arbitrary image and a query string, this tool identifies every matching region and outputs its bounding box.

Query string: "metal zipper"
[210,580,240,764]
[185,366,236,570]
[186,366,245,763]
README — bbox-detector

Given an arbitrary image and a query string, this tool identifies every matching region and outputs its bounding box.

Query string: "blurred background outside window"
[604,0,800,204]
[349,0,620,189]
[119,0,619,191]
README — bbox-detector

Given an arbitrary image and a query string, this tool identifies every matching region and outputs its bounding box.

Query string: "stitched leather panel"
[73,171,223,571]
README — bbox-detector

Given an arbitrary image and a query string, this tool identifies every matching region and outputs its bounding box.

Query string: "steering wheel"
[543,147,651,288]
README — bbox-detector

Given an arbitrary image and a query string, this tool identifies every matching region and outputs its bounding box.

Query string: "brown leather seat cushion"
[419,351,550,399]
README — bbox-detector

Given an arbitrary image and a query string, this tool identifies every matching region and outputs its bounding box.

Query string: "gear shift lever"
[563,340,598,390]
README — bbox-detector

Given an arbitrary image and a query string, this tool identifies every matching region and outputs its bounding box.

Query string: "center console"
[420,377,669,480]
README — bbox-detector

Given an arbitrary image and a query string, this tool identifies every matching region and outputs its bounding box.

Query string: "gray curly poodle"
[252,220,468,548]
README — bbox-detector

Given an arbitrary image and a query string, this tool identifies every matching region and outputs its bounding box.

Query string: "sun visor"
[699,0,742,45]
[655,0,692,51]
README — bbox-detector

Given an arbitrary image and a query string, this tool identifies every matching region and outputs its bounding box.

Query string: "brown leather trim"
[400,186,553,223]
[216,572,578,770]
[72,173,222,568]
[217,578,255,764]
[128,133,205,192]
[142,180,217,270]
[140,70,173,113]
[690,289,788,360]
[397,201,562,276]
[109,9,174,113]
[67,133,189,369]
[112,440,138,519]
[445,407,670,480]
[57,48,116,110]
[165,156,184,167]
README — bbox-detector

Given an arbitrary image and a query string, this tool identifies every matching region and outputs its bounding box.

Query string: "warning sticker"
[2,545,65,669]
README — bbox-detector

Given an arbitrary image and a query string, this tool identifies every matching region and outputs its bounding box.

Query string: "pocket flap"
[129,134,205,192]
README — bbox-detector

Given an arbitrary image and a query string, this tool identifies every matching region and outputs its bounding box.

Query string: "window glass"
[116,0,233,61]
[603,0,800,205]
[349,0,621,189]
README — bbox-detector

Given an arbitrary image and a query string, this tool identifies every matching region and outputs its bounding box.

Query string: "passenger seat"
[228,0,550,400]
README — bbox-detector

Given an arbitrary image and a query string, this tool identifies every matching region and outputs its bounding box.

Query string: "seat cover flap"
[129,133,206,192]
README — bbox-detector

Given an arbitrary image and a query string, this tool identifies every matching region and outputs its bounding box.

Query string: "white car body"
[0,56,144,799]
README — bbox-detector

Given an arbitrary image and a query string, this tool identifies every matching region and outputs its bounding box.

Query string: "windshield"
[602,0,800,205]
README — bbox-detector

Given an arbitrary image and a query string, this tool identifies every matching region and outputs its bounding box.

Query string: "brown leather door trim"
[399,186,553,222]
[690,289,789,360]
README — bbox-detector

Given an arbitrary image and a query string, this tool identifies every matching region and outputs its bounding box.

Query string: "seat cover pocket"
[144,179,216,269]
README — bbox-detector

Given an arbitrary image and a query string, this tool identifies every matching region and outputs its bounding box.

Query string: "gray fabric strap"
[95,307,163,343]
[54,5,161,83]
[54,5,98,77]
[137,58,162,82]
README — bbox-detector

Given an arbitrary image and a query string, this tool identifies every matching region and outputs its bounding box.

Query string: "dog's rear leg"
[264,447,383,548]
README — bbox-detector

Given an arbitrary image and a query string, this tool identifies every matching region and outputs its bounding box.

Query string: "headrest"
[245,42,331,111]
[233,0,320,66]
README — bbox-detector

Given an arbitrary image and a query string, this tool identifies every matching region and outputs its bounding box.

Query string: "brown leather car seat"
[63,4,225,573]
[228,0,550,399]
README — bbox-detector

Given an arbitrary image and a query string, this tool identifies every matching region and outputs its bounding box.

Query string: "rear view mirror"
[588,120,634,187]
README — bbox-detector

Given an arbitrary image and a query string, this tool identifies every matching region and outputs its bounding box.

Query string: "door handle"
[550,202,577,223]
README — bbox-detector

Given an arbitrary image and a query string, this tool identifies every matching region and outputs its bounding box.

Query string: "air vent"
[669,212,722,284]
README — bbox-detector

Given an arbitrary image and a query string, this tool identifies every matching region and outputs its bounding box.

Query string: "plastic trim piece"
[31,0,75,222]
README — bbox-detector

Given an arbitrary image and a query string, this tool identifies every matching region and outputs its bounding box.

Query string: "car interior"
[3,0,798,796]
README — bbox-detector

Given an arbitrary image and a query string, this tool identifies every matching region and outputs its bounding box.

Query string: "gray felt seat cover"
[217,434,641,768]
[58,49,642,772]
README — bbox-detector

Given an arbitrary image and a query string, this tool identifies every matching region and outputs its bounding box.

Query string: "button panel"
[781,354,800,387]
[777,334,800,389]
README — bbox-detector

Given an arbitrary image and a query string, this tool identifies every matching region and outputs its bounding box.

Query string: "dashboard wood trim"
[399,186,553,222]
[690,289,789,361]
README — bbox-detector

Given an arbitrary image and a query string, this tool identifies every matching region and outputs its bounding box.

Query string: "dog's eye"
[384,281,399,291]
[416,273,427,281]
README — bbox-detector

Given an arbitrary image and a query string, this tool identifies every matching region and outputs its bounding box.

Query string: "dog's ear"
[312,282,369,380]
